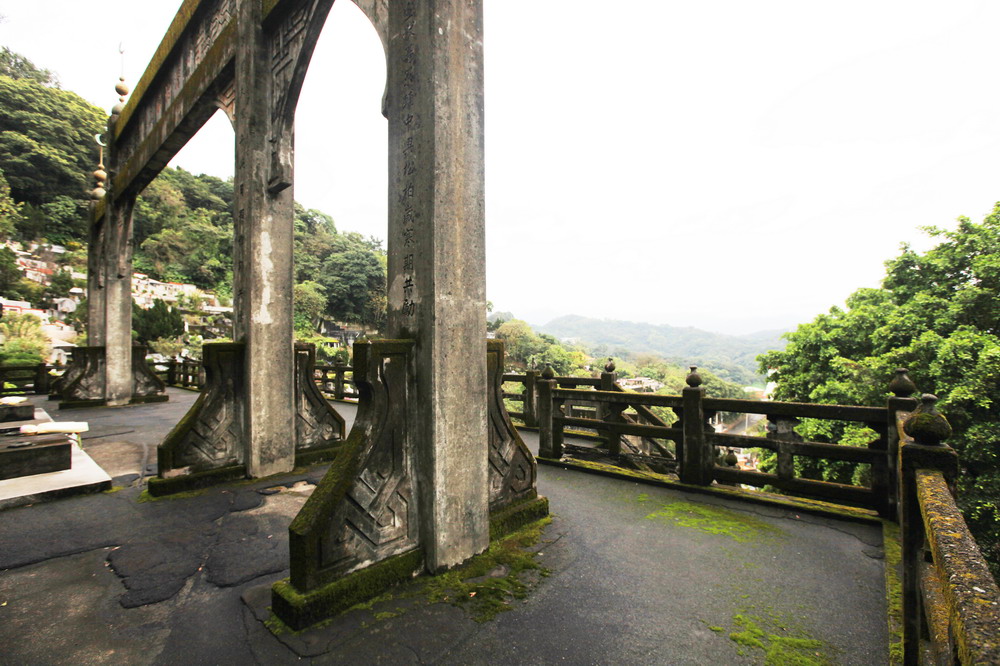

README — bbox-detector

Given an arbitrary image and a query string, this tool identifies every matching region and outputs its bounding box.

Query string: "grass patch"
[644,500,784,543]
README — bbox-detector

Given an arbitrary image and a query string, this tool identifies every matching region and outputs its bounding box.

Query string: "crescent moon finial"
[94,133,106,147]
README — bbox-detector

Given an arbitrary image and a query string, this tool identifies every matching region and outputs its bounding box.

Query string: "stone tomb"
[0,435,72,481]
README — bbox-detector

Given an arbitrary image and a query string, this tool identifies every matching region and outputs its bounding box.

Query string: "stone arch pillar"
[103,190,137,406]
[233,0,335,476]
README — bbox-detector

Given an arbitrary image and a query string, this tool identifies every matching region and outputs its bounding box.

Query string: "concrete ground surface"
[0,390,888,665]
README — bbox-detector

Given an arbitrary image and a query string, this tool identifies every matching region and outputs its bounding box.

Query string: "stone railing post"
[597,358,618,449]
[166,359,177,386]
[680,366,711,485]
[33,363,50,395]
[897,394,957,664]
[887,368,919,522]
[522,368,539,427]
[768,416,801,482]
[333,363,346,401]
[537,365,560,458]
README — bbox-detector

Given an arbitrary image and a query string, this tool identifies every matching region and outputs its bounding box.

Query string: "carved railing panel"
[157,342,245,473]
[486,340,536,511]
[294,342,345,452]
[288,339,416,591]
[55,347,106,402]
[131,346,167,398]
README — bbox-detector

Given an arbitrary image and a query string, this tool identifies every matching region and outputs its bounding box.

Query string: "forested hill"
[537,315,787,385]
[0,47,386,330]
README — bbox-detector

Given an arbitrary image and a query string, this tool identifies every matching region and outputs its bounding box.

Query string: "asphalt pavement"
[0,390,888,665]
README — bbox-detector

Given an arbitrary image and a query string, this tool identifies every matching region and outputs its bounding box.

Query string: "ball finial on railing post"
[888,368,917,398]
[903,394,952,446]
[604,358,615,373]
[541,364,555,380]
[686,366,703,388]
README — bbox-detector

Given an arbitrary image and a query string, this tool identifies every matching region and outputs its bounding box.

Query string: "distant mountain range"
[536,315,788,386]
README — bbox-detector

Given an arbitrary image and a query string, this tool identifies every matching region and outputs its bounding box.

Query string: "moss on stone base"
[294,444,342,467]
[270,515,554,633]
[489,495,549,541]
[145,464,247,497]
[272,549,424,631]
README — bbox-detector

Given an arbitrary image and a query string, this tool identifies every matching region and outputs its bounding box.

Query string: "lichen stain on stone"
[644,500,784,544]
[252,230,275,325]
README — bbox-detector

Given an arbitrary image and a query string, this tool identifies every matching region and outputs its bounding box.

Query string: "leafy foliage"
[759,208,1000,576]
[133,299,184,344]
[0,167,21,240]
[0,312,48,365]
[0,47,58,86]
[0,74,104,207]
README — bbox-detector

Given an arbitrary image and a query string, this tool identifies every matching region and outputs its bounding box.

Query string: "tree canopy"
[759,207,1000,577]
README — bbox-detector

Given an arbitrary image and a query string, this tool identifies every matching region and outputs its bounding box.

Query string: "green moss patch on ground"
[422,516,552,622]
[643,499,785,544]
[721,610,831,665]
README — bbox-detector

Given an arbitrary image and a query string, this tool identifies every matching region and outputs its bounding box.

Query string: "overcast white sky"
[3,1,1000,335]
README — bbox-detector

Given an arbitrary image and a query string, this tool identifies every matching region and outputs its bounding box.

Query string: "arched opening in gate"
[290,0,387,373]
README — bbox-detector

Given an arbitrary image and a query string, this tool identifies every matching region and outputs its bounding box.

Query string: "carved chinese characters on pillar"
[399,1,419,318]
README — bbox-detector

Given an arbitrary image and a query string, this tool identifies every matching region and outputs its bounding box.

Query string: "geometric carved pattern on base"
[54,346,106,401]
[294,342,345,451]
[131,345,168,398]
[487,340,537,511]
[288,339,417,592]
[157,342,246,474]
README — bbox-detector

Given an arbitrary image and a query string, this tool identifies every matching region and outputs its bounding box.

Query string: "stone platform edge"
[271,495,550,631]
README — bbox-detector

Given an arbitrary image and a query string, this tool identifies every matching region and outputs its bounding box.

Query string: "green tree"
[0,312,48,365]
[133,299,184,344]
[293,281,326,336]
[759,207,1000,577]
[0,47,58,86]
[0,75,105,207]
[0,246,21,293]
[0,168,22,240]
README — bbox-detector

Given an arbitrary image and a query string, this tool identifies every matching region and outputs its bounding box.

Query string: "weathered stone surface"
[55,346,106,402]
[486,340,536,512]
[131,346,167,399]
[294,342,345,455]
[156,342,246,477]
[0,436,72,480]
[103,193,136,407]
[285,339,417,593]
[232,0,333,479]
[385,0,489,573]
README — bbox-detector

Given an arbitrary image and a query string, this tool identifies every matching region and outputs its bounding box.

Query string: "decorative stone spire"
[604,358,615,373]
[903,394,952,446]
[888,368,917,398]
[686,365,702,388]
[111,44,129,117]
